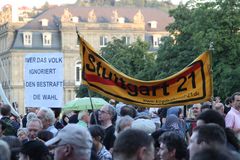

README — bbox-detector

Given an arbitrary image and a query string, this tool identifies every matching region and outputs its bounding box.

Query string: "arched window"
[75,61,82,85]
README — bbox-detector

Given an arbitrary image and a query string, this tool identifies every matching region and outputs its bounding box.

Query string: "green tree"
[155,0,240,99]
[101,37,156,80]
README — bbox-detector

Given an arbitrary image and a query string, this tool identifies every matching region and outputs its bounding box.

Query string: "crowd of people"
[0,92,240,160]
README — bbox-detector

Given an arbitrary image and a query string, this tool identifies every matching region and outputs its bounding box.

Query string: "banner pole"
[87,86,98,125]
[209,42,214,106]
[184,105,187,119]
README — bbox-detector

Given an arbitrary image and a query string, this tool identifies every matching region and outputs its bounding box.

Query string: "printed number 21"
[177,72,196,92]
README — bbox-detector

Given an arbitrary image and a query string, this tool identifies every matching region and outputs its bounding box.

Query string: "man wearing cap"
[45,123,93,160]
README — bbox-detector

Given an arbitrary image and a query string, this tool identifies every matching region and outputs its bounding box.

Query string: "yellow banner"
[79,36,213,108]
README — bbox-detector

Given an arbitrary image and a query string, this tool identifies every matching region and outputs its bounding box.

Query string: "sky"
[0,0,188,8]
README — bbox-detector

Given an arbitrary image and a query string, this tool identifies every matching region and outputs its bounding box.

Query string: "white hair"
[27,112,37,122]
[26,118,43,129]
[78,111,88,120]
[38,107,55,125]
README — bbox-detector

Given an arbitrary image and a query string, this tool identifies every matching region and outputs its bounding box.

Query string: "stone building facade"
[0,4,173,114]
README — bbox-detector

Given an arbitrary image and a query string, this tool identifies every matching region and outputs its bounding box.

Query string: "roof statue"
[111,10,119,23]
[88,9,96,23]
[61,8,73,22]
[133,10,144,24]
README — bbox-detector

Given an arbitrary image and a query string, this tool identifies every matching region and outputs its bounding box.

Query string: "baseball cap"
[45,124,92,150]
[131,118,156,135]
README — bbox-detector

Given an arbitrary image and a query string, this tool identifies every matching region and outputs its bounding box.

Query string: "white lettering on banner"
[24,53,64,108]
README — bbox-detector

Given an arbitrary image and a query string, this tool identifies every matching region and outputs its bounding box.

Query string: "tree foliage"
[154,0,240,99]
[101,37,156,81]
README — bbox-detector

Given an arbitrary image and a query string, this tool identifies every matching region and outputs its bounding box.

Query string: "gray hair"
[78,111,89,121]
[116,116,134,134]
[26,118,43,129]
[17,128,28,136]
[74,147,92,160]
[104,104,116,118]
[27,112,37,122]
[38,107,55,125]
[0,140,10,160]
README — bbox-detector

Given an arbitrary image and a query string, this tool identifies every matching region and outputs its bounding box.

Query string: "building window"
[42,32,52,46]
[23,32,32,46]
[153,36,162,48]
[100,36,108,47]
[75,61,82,85]
[123,36,130,45]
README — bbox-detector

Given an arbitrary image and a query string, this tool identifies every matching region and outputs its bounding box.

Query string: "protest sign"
[24,53,64,108]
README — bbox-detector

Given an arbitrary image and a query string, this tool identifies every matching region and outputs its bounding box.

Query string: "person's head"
[158,131,187,160]
[213,103,225,115]
[191,104,201,118]
[0,139,10,160]
[88,125,105,147]
[109,99,116,106]
[26,118,43,140]
[225,97,233,107]
[26,112,37,122]
[45,123,92,160]
[231,92,240,110]
[98,104,116,124]
[37,107,55,129]
[200,102,211,112]
[61,114,69,126]
[167,107,182,118]
[19,140,50,160]
[89,110,100,125]
[120,105,137,118]
[188,123,226,160]
[0,104,11,117]
[131,118,156,135]
[17,128,28,142]
[164,114,179,130]
[115,115,134,135]
[78,111,90,124]
[191,146,239,160]
[164,115,184,137]
[196,109,225,128]
[2,136,22,160]
[113,129,154,160]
